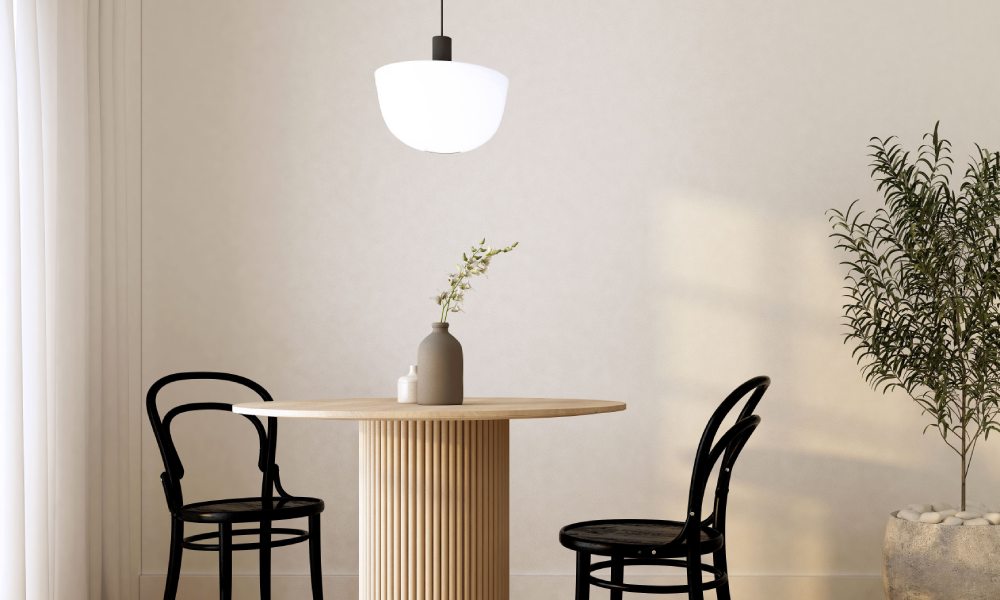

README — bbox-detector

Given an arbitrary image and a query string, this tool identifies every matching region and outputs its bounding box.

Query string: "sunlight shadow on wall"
[639,188,961,584]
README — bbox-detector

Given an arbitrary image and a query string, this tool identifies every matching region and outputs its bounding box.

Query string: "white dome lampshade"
[375,60,508,154]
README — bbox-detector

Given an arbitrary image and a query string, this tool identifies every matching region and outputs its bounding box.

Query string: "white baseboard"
[139,572,883,599]
[511,573,883,599]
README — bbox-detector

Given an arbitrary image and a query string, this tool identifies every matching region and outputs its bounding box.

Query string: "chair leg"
[309,514,324,600]
[686,548,704,600]
[610,554,624,600]
[260,519,272,600]
[219,523,233,600]
[575,552,591,600]
[164,518,184,600]
[714,547,731,600]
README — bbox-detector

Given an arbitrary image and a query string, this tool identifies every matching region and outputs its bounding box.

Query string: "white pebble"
[897,509,921,521]
[907,503,934,513]
[933,502,954,511]
[919,512,943,524]
[964,518,991,526]
[983,513,1000,525]
[942,516,964,526]
[938,508,958,518]
[956,511,982,520]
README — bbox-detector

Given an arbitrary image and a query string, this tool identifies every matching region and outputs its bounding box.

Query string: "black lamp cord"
[432,0,452,60]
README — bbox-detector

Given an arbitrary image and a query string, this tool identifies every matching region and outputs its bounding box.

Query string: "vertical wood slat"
[448,420,456,600]
[359,419,510,600]
[430,421,443,599]
[392,421,399,600]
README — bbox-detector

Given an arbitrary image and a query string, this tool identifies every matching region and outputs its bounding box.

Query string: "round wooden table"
[234,397,625,600]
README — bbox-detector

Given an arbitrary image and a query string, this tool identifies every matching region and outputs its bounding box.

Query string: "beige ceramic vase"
[416,322,463,405]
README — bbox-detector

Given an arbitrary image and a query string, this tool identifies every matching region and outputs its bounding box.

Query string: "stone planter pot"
[883,512,1000,599]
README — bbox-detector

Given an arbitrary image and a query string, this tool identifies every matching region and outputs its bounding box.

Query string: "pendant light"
[375,0,509,154]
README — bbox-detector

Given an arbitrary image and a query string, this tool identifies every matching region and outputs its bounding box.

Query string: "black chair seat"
[147,372,326,600]
[181,496,324,523]
[560,519,723,558]
[559,376,770,600]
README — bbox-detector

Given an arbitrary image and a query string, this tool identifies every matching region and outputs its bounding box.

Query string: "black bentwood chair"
[559,376,770,600]
[147,372,325,600]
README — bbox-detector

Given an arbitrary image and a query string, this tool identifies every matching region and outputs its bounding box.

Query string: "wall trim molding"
[138,572,883,600]
[88,0,143,597]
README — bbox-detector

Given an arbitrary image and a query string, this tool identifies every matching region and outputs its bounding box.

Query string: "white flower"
[434,238,519,322]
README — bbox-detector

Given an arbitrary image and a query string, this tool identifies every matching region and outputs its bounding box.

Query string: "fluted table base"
[359,420,510,600]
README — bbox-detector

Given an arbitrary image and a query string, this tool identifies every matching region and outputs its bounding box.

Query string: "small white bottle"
[397,365,418,404]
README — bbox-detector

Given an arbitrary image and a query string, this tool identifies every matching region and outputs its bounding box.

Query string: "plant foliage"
[434,238,518,323]
[828,124,1000,509]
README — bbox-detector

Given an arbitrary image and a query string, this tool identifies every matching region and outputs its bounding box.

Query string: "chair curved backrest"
[146,372,280,515]
[680,375,770,544]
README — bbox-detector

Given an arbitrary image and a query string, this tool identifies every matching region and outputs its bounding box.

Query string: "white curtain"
[1,0,134,598]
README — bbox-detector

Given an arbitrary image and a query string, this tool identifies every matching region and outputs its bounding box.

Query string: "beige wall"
[141,1,1000,598]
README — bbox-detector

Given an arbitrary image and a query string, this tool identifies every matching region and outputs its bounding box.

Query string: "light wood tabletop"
[233,397,625,421]
[234,395,626,600]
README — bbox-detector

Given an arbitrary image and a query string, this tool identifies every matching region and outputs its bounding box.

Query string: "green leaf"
[829,123,1000,499]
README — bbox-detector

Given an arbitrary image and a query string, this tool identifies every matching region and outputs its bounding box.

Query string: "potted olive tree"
[828,124,1000,600]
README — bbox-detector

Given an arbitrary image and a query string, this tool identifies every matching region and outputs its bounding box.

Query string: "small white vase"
[397,365,418,404]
